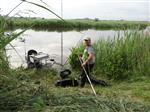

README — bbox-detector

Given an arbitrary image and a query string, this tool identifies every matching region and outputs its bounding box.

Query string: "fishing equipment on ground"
[55,69,79,87]
[26,49,54,69]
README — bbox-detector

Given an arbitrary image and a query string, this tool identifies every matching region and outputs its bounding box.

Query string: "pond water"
[6,29,125,68]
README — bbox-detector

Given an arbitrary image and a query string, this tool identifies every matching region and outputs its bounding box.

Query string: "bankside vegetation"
[1,16,149,31]
[69,30,150,80]
[0,0,150,111]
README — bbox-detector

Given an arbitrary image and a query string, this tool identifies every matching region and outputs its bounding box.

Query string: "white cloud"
[0,0,149,21]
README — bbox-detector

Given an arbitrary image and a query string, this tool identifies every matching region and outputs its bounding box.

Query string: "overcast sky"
[0,0,149,21]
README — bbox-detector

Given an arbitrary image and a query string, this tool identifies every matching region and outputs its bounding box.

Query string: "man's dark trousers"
[80,63,94,87]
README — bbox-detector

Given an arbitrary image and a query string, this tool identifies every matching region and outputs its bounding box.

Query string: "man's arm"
[82,52,93,66]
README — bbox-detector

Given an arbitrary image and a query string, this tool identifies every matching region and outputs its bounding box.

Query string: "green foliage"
[32,96,45,111]
[45,93,150,112]
[69,31,150,80]
[1,16,149,31]
[1,67,150,112]
[0,15,26,74]
[0,68,51,111]
[69,44,85,69]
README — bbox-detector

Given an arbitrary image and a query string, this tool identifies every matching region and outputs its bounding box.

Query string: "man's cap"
[84,37,91,41]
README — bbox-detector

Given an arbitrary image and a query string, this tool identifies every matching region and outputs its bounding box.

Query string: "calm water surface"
[7,29,125,68]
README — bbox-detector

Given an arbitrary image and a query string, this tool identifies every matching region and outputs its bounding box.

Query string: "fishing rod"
[61,0,63,66]
[21,0,85,35]
[20,0,86,67]
[78,56,97,96]
[19,0,87,66]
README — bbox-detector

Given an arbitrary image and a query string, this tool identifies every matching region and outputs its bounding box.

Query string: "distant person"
[80,37,95,87]
[79,37,108,87]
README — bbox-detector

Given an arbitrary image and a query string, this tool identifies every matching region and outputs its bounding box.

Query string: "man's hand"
[81,52,93,66]
[79,54,83,57]
[82,61,86,66]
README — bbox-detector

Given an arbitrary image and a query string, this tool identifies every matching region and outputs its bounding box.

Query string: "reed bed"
[69,30,150,80]
[2,16,149,31]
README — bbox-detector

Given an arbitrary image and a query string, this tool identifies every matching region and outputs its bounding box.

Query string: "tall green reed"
[69,30,150,80]
[0,9,26,74]
[3,16,149,31]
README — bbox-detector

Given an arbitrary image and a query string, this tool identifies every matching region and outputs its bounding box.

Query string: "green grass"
[2,16,150,31]
[1,1,150,111]
[0,68,150,112]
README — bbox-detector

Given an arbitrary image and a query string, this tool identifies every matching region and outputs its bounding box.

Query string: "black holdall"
[55,69,79,87]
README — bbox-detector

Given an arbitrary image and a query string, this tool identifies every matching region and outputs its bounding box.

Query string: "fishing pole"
[21,0,85,35]
[78,56,97,96]
[59,0,85,67]
[61,0,64,66]
[19,0,87,66]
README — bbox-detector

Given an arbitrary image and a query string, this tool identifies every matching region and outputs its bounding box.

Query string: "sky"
[0,0,150,21]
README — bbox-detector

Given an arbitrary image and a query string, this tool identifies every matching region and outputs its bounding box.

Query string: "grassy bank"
[69,30,150,80]
[0,68,150,112]
[1,1,150,111]
[2,16,150,31]
[1,21,150,111]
